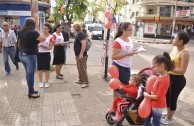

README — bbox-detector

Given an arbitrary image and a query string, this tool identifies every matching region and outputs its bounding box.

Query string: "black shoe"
[34,91,38,94]
[28,94,40,99]
[16,64,19,70]
[59,74,64,76]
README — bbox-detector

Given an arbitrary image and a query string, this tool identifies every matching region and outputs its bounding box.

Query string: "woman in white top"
[37,23,54,88]
[112,22,136,85]
[52,24,65,79]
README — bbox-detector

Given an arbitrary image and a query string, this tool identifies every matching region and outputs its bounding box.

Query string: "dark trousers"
[166,74,186,110]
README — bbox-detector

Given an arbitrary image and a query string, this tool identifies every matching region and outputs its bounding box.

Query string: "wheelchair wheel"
[105,112,116,125]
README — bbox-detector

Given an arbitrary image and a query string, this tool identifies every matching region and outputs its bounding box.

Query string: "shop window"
[148,9,153,14]
[133,0,135,4]
[136,12,139,16]
[160,6,171,17]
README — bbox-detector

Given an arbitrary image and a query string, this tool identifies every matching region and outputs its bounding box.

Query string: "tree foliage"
[88,1,106,23]
[49,0,88,26]
[110,0,128,16]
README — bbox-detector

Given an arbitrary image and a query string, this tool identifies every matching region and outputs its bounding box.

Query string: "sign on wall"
[144,23,156,34]
[176,10,191,17]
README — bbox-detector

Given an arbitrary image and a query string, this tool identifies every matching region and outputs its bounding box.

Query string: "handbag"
[14,46,20,62]
[85,38,92,51]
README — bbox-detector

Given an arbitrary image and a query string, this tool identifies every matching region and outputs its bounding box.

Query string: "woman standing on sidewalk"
[37,23,54,88]
[161,31,190,125]
[19,18,45,99]
[52,24,65,79]
[111,22,136,85]
[73,24,89,88]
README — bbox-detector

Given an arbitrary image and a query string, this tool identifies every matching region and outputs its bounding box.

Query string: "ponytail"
[113,22,131,40]
[163,52,175,71]
[153,52,175,71]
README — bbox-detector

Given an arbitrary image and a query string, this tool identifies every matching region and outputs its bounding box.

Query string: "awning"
[0,1,50,11]
[136,16,194,25]
[137,0,194,6]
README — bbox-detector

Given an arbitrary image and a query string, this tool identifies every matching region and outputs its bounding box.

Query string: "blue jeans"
[19,52,37,95]
[2,46,18,73]
[64,44,67,64]
[144,108,163,126]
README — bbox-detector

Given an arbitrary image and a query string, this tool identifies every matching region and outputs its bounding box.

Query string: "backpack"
[85,37,92,51]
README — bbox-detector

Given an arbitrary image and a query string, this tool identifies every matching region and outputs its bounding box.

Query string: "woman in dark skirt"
[52,24,65,79]
[37,23,54,88]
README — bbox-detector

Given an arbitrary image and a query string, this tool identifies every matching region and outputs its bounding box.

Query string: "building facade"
[0,0,50,30]
[128,0,194,38]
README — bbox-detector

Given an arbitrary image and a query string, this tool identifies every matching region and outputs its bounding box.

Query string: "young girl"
[108,74,142,121]
[144,52,174,126]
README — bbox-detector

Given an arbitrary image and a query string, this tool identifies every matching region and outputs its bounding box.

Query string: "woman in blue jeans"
[18,18,45,99]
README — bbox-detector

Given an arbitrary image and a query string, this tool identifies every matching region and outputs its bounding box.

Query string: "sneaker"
[56,76,64,79]
[81,84,89,88]
[45,83,49,88]
[161,118,173,125]
[75,81,83,84]
[39,82,44,88]
[112,115,121,121]
[162,112,168,118]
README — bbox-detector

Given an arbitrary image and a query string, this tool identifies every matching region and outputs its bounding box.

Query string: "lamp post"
[30,0,39,30]
[171,0,177,42]
[154,14,160,41]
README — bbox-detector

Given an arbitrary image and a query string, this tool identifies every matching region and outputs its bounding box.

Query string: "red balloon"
[138,97,151,118]
[108,65,119,78]
[109,78,120,90]
[105,11,113,19]
[105,20,113,29]
[146,75,158,93]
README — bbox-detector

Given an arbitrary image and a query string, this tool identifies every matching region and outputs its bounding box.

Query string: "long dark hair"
[153,52,175,71]
[21,18,36,32]
[53,24,62,33]
[113,22,131,40]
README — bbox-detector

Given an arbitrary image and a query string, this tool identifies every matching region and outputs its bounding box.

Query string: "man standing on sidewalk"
[0,22,19,75]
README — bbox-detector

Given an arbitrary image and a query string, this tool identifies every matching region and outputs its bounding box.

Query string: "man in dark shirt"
[61,29,70,64]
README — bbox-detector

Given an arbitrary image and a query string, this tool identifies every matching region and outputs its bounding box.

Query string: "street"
[0,38,193,126]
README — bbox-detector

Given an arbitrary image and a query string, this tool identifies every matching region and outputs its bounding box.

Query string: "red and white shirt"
[52,32,64,44]
[112,38,134,68]
[38,35,53,53]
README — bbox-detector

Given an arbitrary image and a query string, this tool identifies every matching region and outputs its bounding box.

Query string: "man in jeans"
[0,22,18,75]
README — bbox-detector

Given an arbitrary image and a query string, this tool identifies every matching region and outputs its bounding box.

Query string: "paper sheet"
[134,46,146,53]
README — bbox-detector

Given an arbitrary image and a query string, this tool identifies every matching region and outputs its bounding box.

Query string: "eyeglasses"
[125,29,132,32]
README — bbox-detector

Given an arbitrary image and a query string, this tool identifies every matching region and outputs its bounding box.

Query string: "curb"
[137,40,172,44]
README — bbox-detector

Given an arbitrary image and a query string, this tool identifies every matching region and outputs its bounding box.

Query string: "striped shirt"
[0,30,17,47]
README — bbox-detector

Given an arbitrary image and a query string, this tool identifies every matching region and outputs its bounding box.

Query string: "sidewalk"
[0,49,115,126]
[0,43,192,126]
[131,37,171,44]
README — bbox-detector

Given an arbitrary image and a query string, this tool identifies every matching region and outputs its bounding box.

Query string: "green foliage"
[110,0,128,15]
[88,0,106,23]
[50,0,88,26]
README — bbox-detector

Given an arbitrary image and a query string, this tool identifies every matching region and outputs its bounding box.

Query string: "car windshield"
[92,26,102,31]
